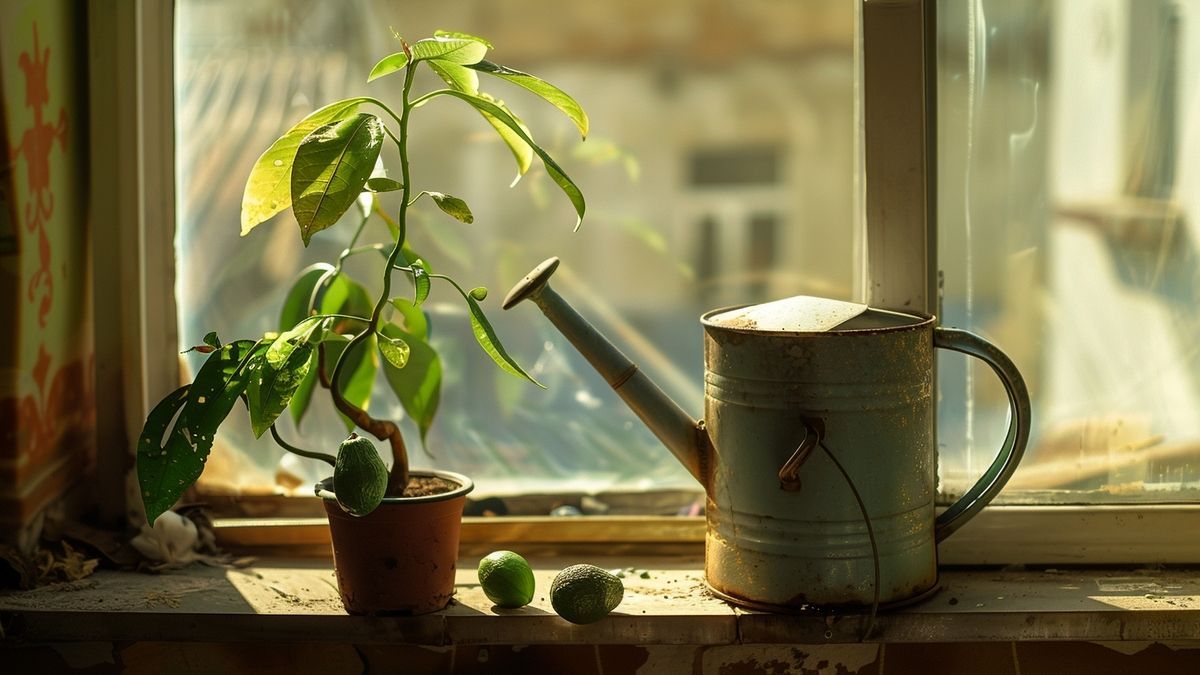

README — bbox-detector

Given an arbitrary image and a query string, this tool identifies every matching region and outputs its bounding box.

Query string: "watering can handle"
[932,327,1032,543]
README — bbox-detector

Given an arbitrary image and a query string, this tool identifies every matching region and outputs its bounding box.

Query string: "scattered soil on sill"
[400,476,458,498]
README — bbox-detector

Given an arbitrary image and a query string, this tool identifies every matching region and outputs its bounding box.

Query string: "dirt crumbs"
[401,476,459,498]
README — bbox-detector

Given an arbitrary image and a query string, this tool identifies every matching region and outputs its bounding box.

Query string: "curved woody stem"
[326,60,417,497]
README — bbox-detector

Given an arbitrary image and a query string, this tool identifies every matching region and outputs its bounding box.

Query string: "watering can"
[504,257,1031,611]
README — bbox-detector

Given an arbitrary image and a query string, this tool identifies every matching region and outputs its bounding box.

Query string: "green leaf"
[477,94,534,184]
[428,192,473,224]
[137,340,264,524]
[410,36,487,64]
[410,258,430,305]
[289,347,320,431]
[465,294,543,387]
[241,98,367,235]
[202,332,221,349]
[368,52,409,82]
[267,316,325,369]
[469,286,488,301]
[431,89,585,228]
[329,334,378,432]
[389,297,428,340]
[427,59,479,96]
[433,29,493,49]
[247,343,313,438]
[291,113,385,246]
[279,264,336,332]
[377,331,410,369]
[379,323,442,445]
[366,177,404,193]
[468,60,589,139]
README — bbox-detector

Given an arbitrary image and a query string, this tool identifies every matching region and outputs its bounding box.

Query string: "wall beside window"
[0,0,94,540]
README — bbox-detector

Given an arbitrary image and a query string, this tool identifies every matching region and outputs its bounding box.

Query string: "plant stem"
[327,63,416,497]
[269,424,336,467]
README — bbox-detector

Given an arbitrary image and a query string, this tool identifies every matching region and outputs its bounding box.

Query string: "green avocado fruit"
[333,433,388,516]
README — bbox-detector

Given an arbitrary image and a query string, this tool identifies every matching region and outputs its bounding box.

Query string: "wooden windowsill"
[3,556,1200,645]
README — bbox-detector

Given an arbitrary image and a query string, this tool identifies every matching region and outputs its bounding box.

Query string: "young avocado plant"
[137,30,588,523]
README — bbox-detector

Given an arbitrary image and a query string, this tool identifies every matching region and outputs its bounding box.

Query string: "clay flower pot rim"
[314,469,474,505]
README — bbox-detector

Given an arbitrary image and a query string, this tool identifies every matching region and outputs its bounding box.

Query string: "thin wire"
[818,440,880,641]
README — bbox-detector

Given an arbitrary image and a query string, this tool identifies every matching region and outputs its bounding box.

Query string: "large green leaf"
[289,347,320,431]
[241,98,367,235]
[137,340,264,524]
[379,323,442,445]
[291,113,385,245]
[279,264,336,332]
[465,294,542,387]
[427,59,478,95]
[390,297,428,340]
[247,342,313,438]
[432,29,492,49]
[468,60,589,139]
[431,89,585,228]
[286,273,374,430]
[410,36,488,64]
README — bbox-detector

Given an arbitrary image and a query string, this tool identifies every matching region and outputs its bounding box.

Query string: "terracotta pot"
[316,470,473,615]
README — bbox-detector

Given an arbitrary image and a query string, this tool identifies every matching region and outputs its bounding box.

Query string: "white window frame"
[89,0,1200,563]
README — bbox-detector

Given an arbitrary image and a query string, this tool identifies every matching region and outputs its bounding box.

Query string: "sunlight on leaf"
[368,52,409,82]
[468,60,589,139]
[241,98,367,235]
[430,89,585,228]
[291,113,385,246]
[410,36,488,64]
[428,192,473,224]
[465,295,543,387]
[377,331,411,369]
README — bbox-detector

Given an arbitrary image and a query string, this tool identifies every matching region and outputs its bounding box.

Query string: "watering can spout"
[503,258,709,486]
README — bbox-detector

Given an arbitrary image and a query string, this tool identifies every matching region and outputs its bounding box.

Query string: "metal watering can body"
[505,258,1031,611]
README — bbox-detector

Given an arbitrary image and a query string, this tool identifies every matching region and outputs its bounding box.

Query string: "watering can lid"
[705,295,868,333]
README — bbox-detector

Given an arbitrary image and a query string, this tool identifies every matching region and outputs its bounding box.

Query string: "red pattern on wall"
[11,23,67,328]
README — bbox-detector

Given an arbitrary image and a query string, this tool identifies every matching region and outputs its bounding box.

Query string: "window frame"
[92,0,1200,564]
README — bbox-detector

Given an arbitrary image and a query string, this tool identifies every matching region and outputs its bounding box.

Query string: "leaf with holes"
[468,60,589,139]
[241,98,367,235]
[291,113,385,245]
[428,192,473,224]
[432,89,584,228]
[137,340,265,524]
[379,323,442,445]
[247,342,313,438]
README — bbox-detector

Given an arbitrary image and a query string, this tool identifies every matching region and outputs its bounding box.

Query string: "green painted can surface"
[700,307,1029,609]
[504,258,1031,612]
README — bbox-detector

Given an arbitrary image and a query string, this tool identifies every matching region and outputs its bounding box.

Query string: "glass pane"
[937,0,1200,503]
[174,1,861,511]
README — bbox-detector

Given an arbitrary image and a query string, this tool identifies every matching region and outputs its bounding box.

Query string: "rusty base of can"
[704,578,942,615]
